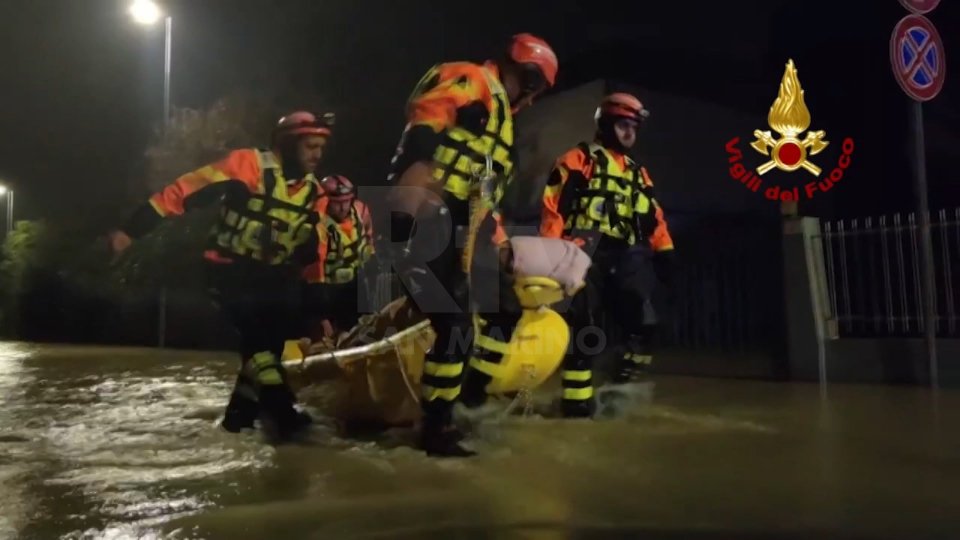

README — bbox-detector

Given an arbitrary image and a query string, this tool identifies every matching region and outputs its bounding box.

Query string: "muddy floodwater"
[0,342,958,539]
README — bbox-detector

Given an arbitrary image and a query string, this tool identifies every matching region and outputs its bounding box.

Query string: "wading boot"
[420,419,475,458]
[258,385,313,444]
[612,354,652,384]
[561,398,596,419]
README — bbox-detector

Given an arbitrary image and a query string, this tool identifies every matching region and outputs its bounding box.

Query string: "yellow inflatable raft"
[281,276,571,425]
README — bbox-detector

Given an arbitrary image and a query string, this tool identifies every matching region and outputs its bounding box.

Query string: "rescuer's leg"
[398,211,475,457]
[257,274,314,442]
[560,265,604,418]
[460,266,522,408]
[206,264,261,433]
[612,247,659,383]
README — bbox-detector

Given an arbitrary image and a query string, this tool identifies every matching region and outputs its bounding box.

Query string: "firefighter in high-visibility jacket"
[541,93,675,417]
[302,175,375,339]
[108,111,335,441]
[387,33,558,457]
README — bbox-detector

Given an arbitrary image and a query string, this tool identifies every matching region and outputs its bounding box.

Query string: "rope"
[461,154,497,279]
[500,363,538,420]
[393,340,420,404]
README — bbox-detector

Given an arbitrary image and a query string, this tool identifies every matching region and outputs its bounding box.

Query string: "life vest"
[211,150,320,265]
[318,205,372,284]
[565,143,655,246]
[429,66,515,206]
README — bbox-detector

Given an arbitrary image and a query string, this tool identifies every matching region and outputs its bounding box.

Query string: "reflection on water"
[0,342,958,539]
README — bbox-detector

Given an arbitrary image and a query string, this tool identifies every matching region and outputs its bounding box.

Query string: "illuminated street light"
[130,1,172,125]
[129,0,172,348]
[129,0,162,25]
[0,184,7,196]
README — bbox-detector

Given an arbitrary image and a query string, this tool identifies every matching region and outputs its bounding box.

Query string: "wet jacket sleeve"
[389,63,489,181]
[640,167,674,252]
[123,149,262,238]
[540,148,590,239]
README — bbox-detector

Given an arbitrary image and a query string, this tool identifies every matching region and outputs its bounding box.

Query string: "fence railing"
[661,214,785,356]
[821,208,960,338]
[365,215,788,360]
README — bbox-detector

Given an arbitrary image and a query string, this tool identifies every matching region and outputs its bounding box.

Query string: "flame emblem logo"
[750,59,829,176]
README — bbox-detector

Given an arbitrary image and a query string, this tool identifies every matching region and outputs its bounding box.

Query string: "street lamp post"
[130,0,172,129]
[0,185,12,238]
[130,0,172,348]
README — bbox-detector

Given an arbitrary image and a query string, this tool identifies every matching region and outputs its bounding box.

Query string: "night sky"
[1,0,957,227]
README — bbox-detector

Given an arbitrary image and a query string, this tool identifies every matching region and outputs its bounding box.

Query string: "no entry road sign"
[898,0,940,14]
[890,14,946,102]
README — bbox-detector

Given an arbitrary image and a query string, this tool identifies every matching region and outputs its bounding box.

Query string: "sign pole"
[891,10,944,389]
[910,100,938,388]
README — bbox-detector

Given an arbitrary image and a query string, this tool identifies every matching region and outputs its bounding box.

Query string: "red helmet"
[273,111,334,144]
[320,174,355,202]
[595,93,649,124]
[508,33,558,89]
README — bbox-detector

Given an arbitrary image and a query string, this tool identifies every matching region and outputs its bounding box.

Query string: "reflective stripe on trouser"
[470,314,520,380]
[562,368,594,402]
[461,316,516,406]
[469,330,510,378]
[250,351,285,386]
[624,352,653,366]
[421,353,464,403]
[623,324,656,367]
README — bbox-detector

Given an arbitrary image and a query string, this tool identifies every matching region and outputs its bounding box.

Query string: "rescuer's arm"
[358,202,376,262]
[640,167,676,286]
[110,149,260,253]
[640,167,674,253]
[387,64,487,242]
[292,229,321,270]
[540,148,590,239]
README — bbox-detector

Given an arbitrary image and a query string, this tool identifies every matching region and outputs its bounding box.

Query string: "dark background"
[0,0,957,354]
[1,0,957,223]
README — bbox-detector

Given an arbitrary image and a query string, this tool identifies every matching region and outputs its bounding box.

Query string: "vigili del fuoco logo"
[725,59,854,203]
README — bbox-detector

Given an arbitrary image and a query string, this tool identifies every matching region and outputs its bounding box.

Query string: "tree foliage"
[0,91,328,345]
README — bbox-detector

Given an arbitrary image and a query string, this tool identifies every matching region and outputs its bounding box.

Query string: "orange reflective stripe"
[540,148,590,238]
[640,167,674,251]
[651,203,674,251]
[407,62,491,133]
[149,149,262,216]
[491,212,508,246]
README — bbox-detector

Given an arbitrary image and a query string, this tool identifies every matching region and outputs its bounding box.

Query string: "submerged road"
[0,342,957,539]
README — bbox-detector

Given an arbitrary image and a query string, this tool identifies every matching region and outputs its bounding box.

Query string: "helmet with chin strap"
[507,33,558,100]
[594,93,649,125]
[272,111,335,146]
[320,174,355,203]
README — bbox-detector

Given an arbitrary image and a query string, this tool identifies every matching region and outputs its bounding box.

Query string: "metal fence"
[369,264,400,312]
[661,213,785,357]
[821,208,960,338]
[363,213,788,361]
